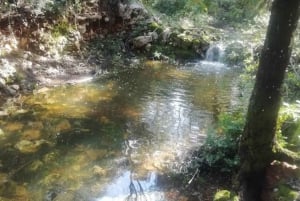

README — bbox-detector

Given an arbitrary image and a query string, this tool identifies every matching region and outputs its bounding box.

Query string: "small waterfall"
[184,43,227,73]
[205,44,223,62]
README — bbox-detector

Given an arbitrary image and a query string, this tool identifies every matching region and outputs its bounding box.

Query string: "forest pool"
[0,60,240,201]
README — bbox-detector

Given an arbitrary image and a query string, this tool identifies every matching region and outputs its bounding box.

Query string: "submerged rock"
[15,139,50,153]
[0,128,5,138]
[21,129,41,140]
[0,111,9,116]
[14,185,30,200]
[27,160,44,172]
[43,151,60,164]
[28,121,44,129]
[52,191,75,201]
[44,188,87,201]
[92,165,107,177]
[55,120,72,133]
[4,122,24,132]
[0,173,16,197]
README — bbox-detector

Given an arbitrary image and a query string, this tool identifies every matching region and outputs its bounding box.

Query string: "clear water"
[0,61,240,201]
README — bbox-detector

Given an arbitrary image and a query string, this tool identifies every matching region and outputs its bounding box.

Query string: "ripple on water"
[0,60,240,200]
[96,171,165,201]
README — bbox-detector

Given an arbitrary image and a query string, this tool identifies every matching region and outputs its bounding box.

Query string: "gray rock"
[15,139,51,153]
[0,173,16,196]
[132,35,152,48]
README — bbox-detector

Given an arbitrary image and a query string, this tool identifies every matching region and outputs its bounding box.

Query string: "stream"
[0,59,240,201]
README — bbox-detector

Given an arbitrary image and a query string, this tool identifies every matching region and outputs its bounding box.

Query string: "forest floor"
[0,48,98,108]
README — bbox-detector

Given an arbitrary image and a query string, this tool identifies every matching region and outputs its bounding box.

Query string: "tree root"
[273,144,300,164]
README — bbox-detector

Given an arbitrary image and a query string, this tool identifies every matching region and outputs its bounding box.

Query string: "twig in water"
[187,168,199,185]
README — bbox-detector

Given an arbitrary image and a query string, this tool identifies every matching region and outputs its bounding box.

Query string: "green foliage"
[217,112,245,139]
[147,0,268,24]
[43,0,83,17]
[195,111,244,173]
[214,190,239,201]
[277,101,300,151]
[184,0,208,14]
[51,20,73,38]
[152,0,187,16]
[43,0,67,15]
[283,24,300,101]
[223,42,252,67]
[275,185,299,201]
[204,0,244,22]
[285,70,300,101]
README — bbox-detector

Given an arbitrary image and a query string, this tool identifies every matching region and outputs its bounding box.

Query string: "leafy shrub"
[152,0,187,16]
[51,20,72,38]
[149,0,268,24]
[214,190,239,201]
[223,42,252,67]
[184,0,208,14]
[277,101,300,151]
[194,111,244,173]
[275,184,299,201]
[284,70,300,101]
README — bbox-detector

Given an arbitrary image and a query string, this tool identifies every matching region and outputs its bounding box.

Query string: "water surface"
[0,60,240,201]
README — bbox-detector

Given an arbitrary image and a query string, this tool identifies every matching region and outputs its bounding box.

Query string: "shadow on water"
[0,60,240,201]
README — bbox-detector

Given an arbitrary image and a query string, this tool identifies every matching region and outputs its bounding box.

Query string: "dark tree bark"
[238,0,300,201]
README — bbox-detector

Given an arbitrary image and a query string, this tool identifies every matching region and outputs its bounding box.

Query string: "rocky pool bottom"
[0,60,240,201]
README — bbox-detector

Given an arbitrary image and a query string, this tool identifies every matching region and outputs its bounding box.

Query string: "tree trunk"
[238,0,300,201]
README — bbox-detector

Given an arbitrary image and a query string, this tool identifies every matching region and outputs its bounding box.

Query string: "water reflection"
[96,171,163,201]
[0,61,239,200]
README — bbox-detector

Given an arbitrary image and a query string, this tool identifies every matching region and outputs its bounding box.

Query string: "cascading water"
[184,43,227,73]
[205,44,224,62]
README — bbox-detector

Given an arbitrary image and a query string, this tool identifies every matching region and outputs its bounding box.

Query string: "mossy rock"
[174,33,194,49]
[223,42,252,67]
[0,174,16,197]
[213,190,239,201]
[275,184,299,201]
[148,22,163,34]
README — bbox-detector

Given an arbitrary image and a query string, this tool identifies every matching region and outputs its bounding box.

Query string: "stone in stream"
[0,128,5,137]
[132,35,153,48]
[26,160,44,172]
[45,189,86,201]
[0,173,16,197]
[4,122,24,132]
[55,119,72,133]
[92,165,107,177]
[21,129,41,141]
[0,111,8,117]
[15,139,51,153]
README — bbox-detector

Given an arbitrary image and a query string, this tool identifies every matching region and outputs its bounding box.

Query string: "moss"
[51,20,73,38]
[275,184,299,201]
[213,190,239,201]
[148,22,163,34]
[173,49,198,60]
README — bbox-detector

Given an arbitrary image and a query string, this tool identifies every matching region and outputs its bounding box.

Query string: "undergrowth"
[190,111,245,174]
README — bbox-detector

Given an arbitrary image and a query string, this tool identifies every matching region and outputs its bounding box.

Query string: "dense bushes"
[191,101,300,174]
[223,42,253,67]
[152,0,187,16]
[144,0,268,23]
[277,102,300,152]
[192,111,244,173]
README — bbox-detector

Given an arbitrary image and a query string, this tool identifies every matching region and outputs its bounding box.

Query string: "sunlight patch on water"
[165,68,191,79]
[25,82,117,118]
[0,60,240,200]
[185,60,229,74]
[96,171,162,201]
